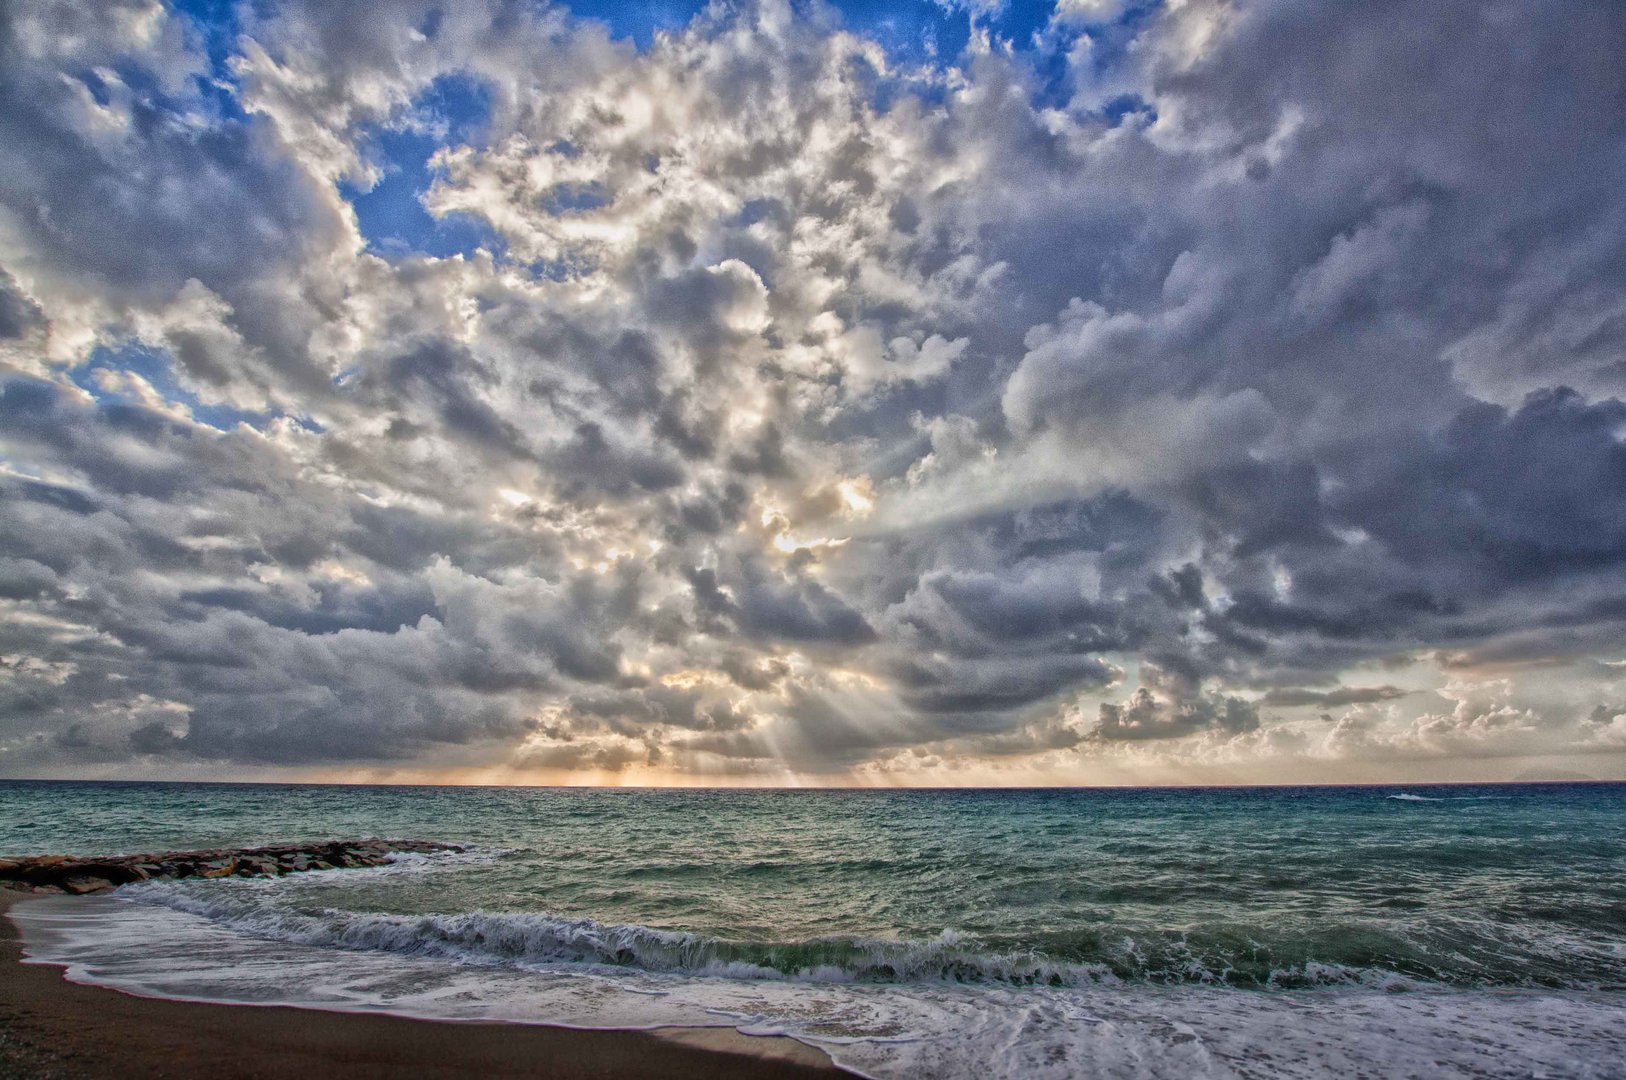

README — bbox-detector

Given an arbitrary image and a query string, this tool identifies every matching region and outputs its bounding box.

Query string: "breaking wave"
[119,881,1498,992]
[123,883,1114,986]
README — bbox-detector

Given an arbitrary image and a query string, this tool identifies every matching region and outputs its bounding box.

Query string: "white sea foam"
[13,893,1626,1080]
[114,880,1118,986]
[376,844,519,872]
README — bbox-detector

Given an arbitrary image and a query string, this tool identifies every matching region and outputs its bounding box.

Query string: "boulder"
[69,862,148,886]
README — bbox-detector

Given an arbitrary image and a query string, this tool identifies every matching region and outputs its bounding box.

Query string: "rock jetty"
[0,838,461,895]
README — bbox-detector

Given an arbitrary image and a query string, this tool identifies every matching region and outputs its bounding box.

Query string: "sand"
[0,892,848,1079]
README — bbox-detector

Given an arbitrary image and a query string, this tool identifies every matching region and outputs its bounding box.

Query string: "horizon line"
[0,776,1616,792]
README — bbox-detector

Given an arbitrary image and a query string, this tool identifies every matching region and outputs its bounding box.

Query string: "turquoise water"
[5,780,1625,992]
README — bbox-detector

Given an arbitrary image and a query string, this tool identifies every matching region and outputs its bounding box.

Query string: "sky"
[1,0,1625,787]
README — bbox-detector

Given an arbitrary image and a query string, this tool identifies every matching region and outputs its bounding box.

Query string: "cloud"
[1260,686,1411,708]
[1093,687,1260,742]
[1,0,1624,782]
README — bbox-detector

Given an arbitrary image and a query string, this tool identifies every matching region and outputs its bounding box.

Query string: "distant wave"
[1387,794,1441,802]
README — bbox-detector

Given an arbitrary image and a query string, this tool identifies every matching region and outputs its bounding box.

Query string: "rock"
[70,862,148,886]
[0,839,460,891]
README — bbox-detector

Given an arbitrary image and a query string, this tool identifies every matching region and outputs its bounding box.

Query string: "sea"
[3,780,1625,1078]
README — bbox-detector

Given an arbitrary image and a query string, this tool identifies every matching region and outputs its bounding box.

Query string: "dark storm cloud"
[2,0,1625,778]
[1094,688,1261,743]
[891,653,1116,715]
[0,271,46,342]
[690,559,877,645]
[1261,686,1412,709]
[0,371,640,766]
[381,341,531,457]
[0,16,333,300]
[1333,390,1626,588]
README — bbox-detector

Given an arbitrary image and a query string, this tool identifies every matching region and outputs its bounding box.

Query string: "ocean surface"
[4,780,1626,1078]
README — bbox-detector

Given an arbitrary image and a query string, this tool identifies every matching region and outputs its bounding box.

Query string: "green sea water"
[5,780,1624,991]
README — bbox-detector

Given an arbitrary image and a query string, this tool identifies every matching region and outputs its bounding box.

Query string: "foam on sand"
[13,890,1626,1080]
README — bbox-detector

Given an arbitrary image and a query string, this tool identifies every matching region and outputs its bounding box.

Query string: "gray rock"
[0,839,463,891]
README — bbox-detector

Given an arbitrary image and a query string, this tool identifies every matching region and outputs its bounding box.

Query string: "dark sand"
[0,893,848,1079]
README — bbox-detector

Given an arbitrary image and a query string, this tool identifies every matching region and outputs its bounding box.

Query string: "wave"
[1387,794,1441,801]
[119,882,1482,992]
[110,843,1626,994]
[371,845,518,872]
[122,884,1112,986]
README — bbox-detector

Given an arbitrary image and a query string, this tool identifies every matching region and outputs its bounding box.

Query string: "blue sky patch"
[341,75,501,261]
[73,345,277,432]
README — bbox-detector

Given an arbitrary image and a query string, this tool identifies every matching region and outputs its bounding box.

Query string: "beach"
[0,892,843,1079]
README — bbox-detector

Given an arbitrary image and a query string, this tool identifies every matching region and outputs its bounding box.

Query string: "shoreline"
[0,892,847,1079]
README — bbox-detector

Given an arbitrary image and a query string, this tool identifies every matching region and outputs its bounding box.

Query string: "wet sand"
[0,892,847,1079]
